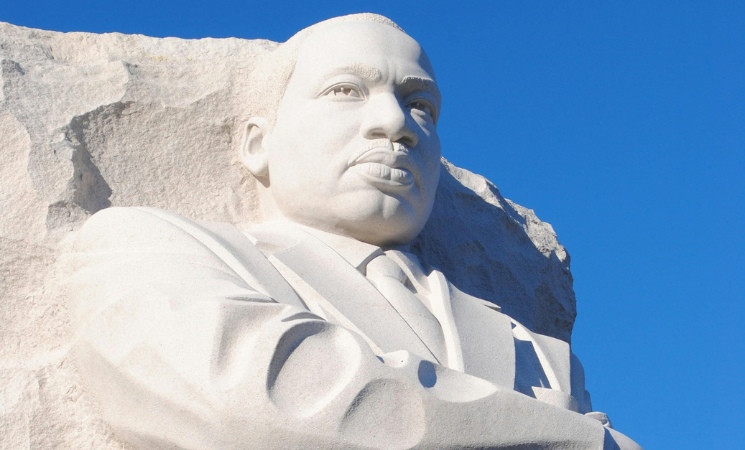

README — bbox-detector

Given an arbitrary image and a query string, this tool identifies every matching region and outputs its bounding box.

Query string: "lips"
[349,145,417,188]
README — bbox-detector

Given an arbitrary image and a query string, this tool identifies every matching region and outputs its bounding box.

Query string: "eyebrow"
[316,64,442,107]
[400,76,442,106]
[320,63,384,82]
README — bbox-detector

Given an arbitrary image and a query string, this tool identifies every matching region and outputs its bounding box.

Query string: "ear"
[239,117,271,179]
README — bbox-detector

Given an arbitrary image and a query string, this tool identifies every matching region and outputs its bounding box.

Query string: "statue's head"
[240,14,442,247]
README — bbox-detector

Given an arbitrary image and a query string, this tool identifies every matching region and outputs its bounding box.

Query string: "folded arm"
[64,207,636,449]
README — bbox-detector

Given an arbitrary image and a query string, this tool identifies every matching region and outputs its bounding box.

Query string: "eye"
[322,83,363,99]
[407,99,437,122]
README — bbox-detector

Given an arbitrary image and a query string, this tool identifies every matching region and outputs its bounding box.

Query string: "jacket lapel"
[512,321,572,393]
[268,230,438,361]
[449,284,516,389]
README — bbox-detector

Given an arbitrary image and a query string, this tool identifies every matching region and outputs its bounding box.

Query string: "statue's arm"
[65,207,637,449]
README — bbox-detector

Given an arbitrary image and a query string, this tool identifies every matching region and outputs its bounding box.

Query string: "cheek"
[303,101,362,137]
[417,142,441,206]
[420,137,442,177]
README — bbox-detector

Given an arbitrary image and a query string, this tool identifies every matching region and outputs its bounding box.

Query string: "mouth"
[349,142,418,189]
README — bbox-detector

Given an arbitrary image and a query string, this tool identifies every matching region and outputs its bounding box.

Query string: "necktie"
[365,252,446,364]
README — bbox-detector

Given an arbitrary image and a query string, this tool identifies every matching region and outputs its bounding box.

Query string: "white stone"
[0,14,639,449]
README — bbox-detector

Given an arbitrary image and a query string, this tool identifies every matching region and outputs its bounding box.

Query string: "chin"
[279,190,433,246]
[342,204,429,247]
[344,220,421,247]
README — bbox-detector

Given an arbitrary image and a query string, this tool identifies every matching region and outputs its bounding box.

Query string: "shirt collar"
[298,224,384,272]
[248,219,394,272]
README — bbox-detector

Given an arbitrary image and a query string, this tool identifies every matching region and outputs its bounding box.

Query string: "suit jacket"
[64,207,639,449]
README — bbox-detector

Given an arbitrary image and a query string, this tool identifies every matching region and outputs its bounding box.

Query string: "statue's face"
[264,21,442,246]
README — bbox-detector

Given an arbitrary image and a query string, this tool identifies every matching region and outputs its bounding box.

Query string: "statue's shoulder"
[75,207,248,256]
[81,206,200,232]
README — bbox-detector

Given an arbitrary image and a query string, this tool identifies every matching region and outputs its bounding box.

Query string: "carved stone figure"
[58,14,640,449]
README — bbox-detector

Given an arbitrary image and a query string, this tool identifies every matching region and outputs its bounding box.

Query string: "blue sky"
[3,1,743,448]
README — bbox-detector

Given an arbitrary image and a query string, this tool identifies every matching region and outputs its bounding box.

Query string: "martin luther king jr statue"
[63,13,640,450]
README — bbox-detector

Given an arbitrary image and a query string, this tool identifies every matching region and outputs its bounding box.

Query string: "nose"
[361,93,418,147]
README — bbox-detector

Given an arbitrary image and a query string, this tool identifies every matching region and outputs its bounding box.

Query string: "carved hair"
[244,13,404,127]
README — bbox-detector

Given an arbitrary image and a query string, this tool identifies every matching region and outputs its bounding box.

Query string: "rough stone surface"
[1,21,577,447]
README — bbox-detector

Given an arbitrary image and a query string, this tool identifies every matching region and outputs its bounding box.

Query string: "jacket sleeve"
[63,207,638,450]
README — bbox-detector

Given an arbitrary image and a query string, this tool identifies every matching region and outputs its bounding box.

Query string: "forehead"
[291,21,436,83]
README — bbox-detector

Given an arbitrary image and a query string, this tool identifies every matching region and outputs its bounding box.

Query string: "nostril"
[367,130,388,140]
[394,127,418,148]
[360,94,419,146]
[396,135,416,148]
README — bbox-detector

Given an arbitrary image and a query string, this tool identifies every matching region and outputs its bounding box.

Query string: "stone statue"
[58,14,640,449]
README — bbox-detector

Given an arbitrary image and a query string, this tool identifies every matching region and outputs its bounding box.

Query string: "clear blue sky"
[3,1,743,448]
